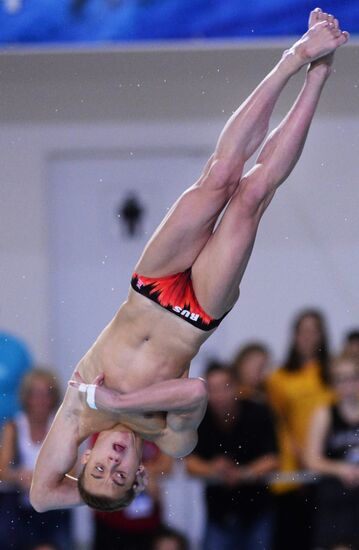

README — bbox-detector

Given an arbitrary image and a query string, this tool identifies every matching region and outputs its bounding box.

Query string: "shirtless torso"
[77,288,209,441]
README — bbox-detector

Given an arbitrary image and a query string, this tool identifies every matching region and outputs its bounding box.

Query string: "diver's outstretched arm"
[30,393,82,512]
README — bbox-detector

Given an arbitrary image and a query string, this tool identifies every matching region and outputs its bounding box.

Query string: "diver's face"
[81,429,143,498]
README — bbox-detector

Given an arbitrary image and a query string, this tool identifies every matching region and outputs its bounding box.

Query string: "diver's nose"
[108,455,121,463]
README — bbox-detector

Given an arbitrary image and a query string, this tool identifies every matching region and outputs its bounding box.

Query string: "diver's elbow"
[29,486,46,513]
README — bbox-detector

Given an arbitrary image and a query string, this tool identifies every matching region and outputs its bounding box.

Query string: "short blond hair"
[19,368,61,412]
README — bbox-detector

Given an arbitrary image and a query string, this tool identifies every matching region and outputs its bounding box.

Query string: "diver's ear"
[81,449,92,465]
[134,464,148,495]
[136,463,145,475]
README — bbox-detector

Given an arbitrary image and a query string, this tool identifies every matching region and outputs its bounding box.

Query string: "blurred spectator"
[342,329,359,358]
[0,368,72,550]
[266,309,333,550]
[305,353,359,550]
[93,438,172,550]
[186,361,278,550]
[152,526,189,550]
[0,331,32,426]
[232,342,271,402]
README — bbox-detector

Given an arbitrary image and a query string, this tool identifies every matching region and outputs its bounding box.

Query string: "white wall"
[1,41,358,368]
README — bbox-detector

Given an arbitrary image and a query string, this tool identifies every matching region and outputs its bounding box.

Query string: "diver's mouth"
[113,443,126,453]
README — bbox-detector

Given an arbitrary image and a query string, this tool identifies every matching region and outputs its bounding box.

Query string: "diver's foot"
[282,15,349,76]
[307,7,348,76]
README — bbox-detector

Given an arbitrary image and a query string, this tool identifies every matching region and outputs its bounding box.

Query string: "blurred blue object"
[0,0,358,45]
[0,332,32,424]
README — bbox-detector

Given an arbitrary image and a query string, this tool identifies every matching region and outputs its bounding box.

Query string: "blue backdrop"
[0,0,358,45]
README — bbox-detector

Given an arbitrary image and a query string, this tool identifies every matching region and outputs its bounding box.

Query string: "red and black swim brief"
[131,269,228,331]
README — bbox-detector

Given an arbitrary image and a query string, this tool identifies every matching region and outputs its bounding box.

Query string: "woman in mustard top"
[266,309,333,550]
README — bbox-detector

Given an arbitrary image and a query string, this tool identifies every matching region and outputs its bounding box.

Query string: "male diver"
[30,9,348,512]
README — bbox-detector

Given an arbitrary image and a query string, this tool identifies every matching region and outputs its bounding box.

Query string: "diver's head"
[78,427,146,511]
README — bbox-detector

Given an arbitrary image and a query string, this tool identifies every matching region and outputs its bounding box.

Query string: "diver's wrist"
[78,383,97,410]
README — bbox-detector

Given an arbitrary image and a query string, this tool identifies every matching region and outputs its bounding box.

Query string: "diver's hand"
[71,370,105,387]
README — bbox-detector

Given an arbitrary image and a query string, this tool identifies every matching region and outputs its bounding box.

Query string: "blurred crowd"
[1,310,359,550]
